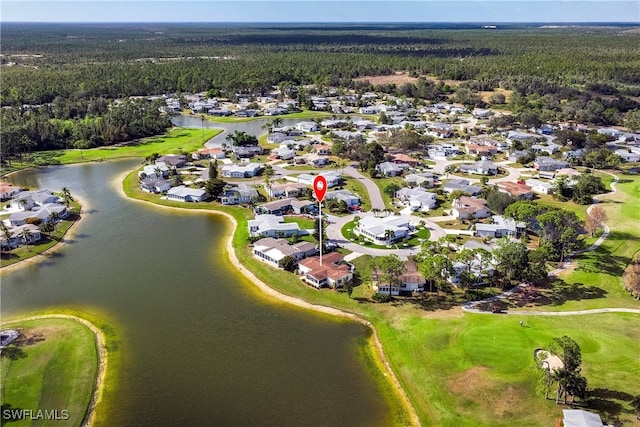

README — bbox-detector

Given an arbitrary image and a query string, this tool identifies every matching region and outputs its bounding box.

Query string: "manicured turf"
[0,317,99,427]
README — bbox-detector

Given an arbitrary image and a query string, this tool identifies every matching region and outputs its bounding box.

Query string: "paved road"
[341,166,386,210]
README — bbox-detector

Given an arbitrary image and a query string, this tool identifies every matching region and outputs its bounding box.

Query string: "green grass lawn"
[283,216,315,229]
[0,317,99,427]
[371,176,404,209]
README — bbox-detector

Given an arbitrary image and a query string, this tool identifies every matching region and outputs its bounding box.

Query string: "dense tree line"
[2,24,639,108]
[0,98,171,159]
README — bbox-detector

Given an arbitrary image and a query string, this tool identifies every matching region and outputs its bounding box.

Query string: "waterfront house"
[166,186,208,202]
[298,252,353,289]
[373,259,426,296]
[0,224,41,250]
[139,164,170,179]
[140,177,172,194]
[221,183,259,205]
[0,183,21,201]
[248,215,303,238]
[252,237,317,269]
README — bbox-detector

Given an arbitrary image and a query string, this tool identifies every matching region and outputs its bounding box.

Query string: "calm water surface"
[1,160,393,426]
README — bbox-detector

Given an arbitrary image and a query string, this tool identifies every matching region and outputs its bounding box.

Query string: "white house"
[356,216,412,245]
[525,178,554,195]
[376,162,409,177]
[252,237,317,268]
[221,163,263,178]
[395,187,437,212]
[615,149,640,162]
[325,189,360,207]
[248,214,303,238]
[474,215,526,238]
[458,160,498,176]
[221,184,259,205]
[295,121,319,132]
[373,259,425,296]
[404,173,436,188]
[295,172,342,188]
[166,186,208,202]
[267,183,309,199]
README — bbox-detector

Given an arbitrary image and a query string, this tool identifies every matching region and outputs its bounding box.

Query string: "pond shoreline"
[114,167,421,426]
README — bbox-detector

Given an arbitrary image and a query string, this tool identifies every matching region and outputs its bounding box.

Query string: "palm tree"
[372,208,381,217]
[444,165,456,179]
[384,229,395,244]
[1,223,13,254]
[48,212,60,231]
[20,227,34,251]
[61,187,73,206]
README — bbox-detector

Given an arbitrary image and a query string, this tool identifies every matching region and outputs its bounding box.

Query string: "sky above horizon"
[2,1,639,23]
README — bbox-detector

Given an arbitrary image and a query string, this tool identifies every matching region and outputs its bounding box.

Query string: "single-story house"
[139,164,170,179]
[466,144,497,157]
[452,196,491,219]
[374,259,426,296]
[533,157,569,171]
[315,145,331,155]
[271,147,297,160]
[427,123,454,138]
[395,187,437,212]
[562,409,604,427]
[298,252,353,289]
[221,183,259,205]
[355,216,412,245]
[376,162,410,177]
[0,183,21,201]
[474,215,526,238]
[531,142,561,154]
[615,149,640,162]
[497,182,534,199]
[507,150,530,163]
[248,215,304,238]
[404,173,436,188]
[295,172,342,188]
[458,160,498,176]
[472,108,491,118]
[525,178,553,195]
[359,106,380,114]
[268,183,309,199]
[232,145,262,158]
[302,154,331,167]
[506,131,540,146]
[391,153,419,166]
[156,154,187,169]
[252,237,317,268]
[597,128,622,139]
[10,190,60,211]
[0,224,42,250]
[140,177,172,194]
[295,121,319,132]
[9,203,69,226]
[255,198,315,216]
[166,186,208,202]
[324,189,360,207]
[267,132,288,144]
[193,147,226,160]
[443,179,482,196]
[221,163,263,178]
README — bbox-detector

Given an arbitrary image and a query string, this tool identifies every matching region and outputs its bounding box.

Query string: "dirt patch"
[421,75,463,88]
[447,366,529,418]
[479,88,513,103]
[353,72,418,86]
[447,366,494,402]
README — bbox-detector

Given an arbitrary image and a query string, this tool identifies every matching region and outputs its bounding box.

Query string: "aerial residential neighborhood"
[2,19,640,427]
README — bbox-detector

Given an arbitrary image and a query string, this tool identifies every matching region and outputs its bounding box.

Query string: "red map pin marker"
[313,175,327,202]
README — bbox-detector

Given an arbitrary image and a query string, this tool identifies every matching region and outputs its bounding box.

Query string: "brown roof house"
[298,252,353,289]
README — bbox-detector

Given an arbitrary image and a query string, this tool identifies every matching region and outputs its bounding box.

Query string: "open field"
[0,317,99,427]
[353,73,419,86]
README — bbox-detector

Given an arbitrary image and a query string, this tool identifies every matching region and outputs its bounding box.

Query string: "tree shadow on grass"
[509,280,608,307]
[584,388,637,424]
[391,292,460,311]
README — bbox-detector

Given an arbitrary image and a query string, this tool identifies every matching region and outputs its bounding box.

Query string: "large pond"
[1,159,394,426]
